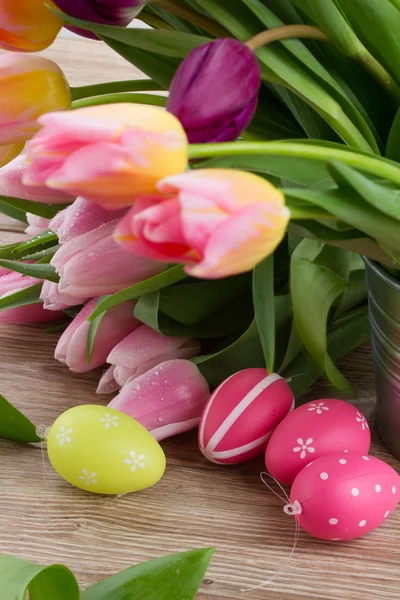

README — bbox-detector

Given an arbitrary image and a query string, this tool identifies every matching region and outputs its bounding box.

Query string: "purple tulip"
[55,0,145,39]
[167,39,261,143]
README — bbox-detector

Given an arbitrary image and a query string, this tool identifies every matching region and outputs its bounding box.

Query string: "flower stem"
[152,0,230,37]
[71,80,165,101]
[71,93,166,110]
[188,141,400,185]
[246,25,329,51]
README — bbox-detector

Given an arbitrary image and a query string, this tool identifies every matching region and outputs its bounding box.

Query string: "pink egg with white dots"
[289,452,400,540]
[265,399,371,485]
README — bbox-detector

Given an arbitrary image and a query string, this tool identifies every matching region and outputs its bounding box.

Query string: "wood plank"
[0,34,398,600]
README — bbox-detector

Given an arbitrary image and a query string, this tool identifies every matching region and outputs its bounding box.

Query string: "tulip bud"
[55,0,145,39]
[51,218,164,297]
[25,214,51,237]
[167,39,261,143]
[115,169,290,279]
[0,0,63,52]
[0,154,73,204]
[24,104,188,209]
[199,369,294,464]
[55,299,138,372]
[0,272,62,324]
[109,359,210,441]
[0,55,71,147]
[97,324,200,393]
[49,197,125,244]
[40,280,89,311]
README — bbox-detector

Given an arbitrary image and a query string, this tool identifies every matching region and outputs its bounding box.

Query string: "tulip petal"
[109,359,210,440]
[97,365,120,394]
[40,280,88,311]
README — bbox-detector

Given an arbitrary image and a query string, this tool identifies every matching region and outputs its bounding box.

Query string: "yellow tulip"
[0,0,63,52]
[0,54,71,146]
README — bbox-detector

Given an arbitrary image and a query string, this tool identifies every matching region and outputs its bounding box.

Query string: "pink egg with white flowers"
[199,369,294,464]
[289,452,400,540]
[265,399,371,484]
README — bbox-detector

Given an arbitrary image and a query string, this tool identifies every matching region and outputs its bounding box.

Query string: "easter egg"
[47,405,166,494]
[199,369,294,464]
[289,452,400,540]
[265,399,371,485]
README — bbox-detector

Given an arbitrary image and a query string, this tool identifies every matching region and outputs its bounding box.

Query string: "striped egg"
[289,453,400,540]
[198,368,294,464]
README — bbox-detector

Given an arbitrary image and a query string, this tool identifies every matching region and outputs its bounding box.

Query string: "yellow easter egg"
[47,405,166,494]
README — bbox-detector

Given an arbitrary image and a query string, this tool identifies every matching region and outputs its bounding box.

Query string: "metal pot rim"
[363,257,400,292]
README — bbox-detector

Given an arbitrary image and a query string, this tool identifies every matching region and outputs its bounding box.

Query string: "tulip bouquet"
[2,0,400,431]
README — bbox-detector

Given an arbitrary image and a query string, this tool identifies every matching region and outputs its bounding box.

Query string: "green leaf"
[0,201,27,223]
[101,37,179,88]
[333,268,367,320]
[71,92,167,110]
[88,265,187,320]
[242,0,379,153]
[386,108,400,161]
[337,0,400,86]
[290,239,351,391]
[86,296,108,363]
[71,79,164,101]
[253,255,275,372]
[283,306,370,396]
[0,259,59,283]
[135,290,254,339]
[0,195,69,219]
[9,230,59,261]
[0,555,80,600]
[194,295,292,386]
[0,395,40,443]
[158,274,250,325]
[0,283,42,311]
[82,548,215,600]
[53,7,211,56]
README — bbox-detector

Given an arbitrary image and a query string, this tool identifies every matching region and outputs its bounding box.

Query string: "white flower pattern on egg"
[99,413,119,429]
[308,402,329,415]
[124,451,146,472]
[293,437,315,459]
[55,425,72,447]
[356,412,369,431]
[79,469,98,487]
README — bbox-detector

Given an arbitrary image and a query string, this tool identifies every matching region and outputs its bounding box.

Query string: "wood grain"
[0,36,399,600]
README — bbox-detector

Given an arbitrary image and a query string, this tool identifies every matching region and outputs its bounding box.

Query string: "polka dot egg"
[265,399,371,484]
[47,405,166,494]
[289,452,400,540]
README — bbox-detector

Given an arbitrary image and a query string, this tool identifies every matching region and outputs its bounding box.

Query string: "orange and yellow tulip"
[0,54,71,147]
[0,0,63,52]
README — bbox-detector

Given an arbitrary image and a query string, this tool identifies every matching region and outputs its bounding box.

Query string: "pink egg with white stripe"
[265,399,371,485]
[288,453,400,540]
[198,368,294,464]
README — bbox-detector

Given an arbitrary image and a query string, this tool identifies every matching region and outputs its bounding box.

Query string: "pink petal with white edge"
[97,365,120,394]
[109,359,210,440]
[55,299,138,372]
[187,203,289,279]
[25,214,50,237]
[40,280,88,311]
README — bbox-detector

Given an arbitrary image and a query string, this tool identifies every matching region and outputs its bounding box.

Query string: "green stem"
[246,25,329,51]
[71,80,164,101]
[287,205,336,220]
[71,93,167,110]
[139,9,177,30]
[188,141,400,184]
[355,50,400,106]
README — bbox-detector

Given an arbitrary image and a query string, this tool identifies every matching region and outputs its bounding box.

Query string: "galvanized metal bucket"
[365,258,400,458]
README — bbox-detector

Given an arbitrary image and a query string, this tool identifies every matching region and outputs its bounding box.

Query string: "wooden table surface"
[0,37,399,600]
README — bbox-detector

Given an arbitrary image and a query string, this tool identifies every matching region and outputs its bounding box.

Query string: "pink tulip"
[25,213,50,237]
[55,298,138,372]
[0,154,73,204]
[23,104,188,209]
[49,197,126,244]
[97,324,200,393]
[0,271,62,324]
[50,218,164,297]
[115,169,290,279]
[40,280,89,311]
[109,359,210,440]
